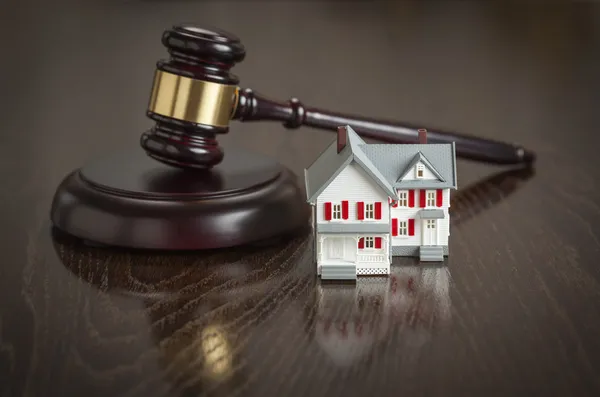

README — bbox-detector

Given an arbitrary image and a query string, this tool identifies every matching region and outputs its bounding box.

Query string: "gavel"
[141,25,535,169]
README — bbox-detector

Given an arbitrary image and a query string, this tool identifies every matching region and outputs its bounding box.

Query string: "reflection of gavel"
[141,25,535,169]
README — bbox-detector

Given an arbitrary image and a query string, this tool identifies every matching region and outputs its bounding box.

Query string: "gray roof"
[305,126,396,203]
[360,142,457,189]
[418,209,445,219]
[305,126,457,203]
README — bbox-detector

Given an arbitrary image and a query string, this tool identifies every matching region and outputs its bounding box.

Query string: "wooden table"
[2,2,600,396]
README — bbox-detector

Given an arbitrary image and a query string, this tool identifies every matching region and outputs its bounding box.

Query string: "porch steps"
[419,246,444,262]
[321,264,357,281]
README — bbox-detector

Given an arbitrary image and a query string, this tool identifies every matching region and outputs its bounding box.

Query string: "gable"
[317,161,390,204]
[399,161,441,181]
[396,153,445,183]
[305,126,397,203]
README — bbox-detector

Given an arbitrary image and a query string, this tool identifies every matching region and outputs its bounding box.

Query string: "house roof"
[360,142,457,189]
[305,126,457,203]
[305,126,397,203]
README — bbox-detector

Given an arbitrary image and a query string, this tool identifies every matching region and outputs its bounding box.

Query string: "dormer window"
[416,164,424,178]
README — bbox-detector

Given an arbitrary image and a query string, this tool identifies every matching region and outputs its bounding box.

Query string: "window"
[358,201,381,220]
[416,164,424,178]
[332,203,342,220]
[427,220,436,229]
[364,237,374,248]
[398,221,408,236]
[426,191,436,207]
[397,191,408,207]
[364,203,374,219]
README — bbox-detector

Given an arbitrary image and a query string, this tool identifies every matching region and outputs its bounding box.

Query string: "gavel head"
[141,25,246,169]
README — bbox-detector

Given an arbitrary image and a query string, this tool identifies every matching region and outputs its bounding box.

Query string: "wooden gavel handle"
[233,88,535,165]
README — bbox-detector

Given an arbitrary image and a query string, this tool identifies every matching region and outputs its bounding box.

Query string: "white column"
[319,236,326,263]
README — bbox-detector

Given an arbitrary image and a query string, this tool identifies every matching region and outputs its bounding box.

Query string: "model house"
[304,125,457,280]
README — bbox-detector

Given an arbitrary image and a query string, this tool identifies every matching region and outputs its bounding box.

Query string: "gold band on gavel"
[148,70,239,127]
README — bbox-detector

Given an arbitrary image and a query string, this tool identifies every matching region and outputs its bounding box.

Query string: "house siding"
[391,189,451,247]
[316,162,390,225]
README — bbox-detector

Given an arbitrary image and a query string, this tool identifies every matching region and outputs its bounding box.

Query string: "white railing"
[357,254,386,263]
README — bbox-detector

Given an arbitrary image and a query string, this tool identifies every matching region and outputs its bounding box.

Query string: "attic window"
[416,164,424,178]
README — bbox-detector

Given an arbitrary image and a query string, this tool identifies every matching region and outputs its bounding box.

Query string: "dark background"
[1,1,600,396]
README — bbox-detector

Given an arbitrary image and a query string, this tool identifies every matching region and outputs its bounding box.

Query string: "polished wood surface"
[2,2,600,396]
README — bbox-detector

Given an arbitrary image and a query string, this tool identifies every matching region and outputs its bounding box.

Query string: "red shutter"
[357,202,364,220]
[392,218,398,236]
[419,190,426,207]
[358,237,364,249]
[392,198,398,208]
[342,200,349,219]
[408,219,415,236]
[409,190,415,207]
[375,237,382,249]
[375,202,382,219]
[436,189,443,207]
[324,202,332,220]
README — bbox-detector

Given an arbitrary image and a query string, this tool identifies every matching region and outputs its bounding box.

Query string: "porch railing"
[357,254,386,263]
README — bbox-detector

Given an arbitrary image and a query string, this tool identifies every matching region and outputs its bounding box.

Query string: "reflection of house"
[305,125,457,280]
[314,266,451,367]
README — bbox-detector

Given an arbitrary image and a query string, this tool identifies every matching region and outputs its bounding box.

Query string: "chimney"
[337,126,347,153]
[418,128,427,144]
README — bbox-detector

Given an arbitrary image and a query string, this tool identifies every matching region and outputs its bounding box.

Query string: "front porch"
[318,233,391,278]
[319,260,391,279]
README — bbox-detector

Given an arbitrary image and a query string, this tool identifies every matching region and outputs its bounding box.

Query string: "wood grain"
[1,1,600,396]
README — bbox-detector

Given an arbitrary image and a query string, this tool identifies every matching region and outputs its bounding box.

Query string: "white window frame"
[331,202,342,220]
[364,237,374,249]
[416,164,424,178]
[426,219,436,229]
[364,203,375,219]
[397,191,408,207]
[426,191,436,207]
[398,220,408,236]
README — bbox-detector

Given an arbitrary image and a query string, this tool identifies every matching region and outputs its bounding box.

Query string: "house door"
[422,220,438,246]
[328,238,344,260]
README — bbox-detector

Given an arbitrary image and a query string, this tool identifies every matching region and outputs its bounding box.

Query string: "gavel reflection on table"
[50,25,536,251]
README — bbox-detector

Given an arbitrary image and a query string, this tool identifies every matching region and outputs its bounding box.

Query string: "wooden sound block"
[50,147,310,250]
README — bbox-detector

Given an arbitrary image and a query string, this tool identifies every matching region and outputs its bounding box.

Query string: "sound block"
[50,147,310,250]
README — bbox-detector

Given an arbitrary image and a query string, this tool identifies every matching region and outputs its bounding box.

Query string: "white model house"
[304,125,457,280]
